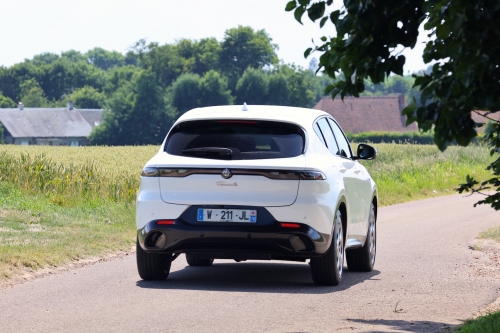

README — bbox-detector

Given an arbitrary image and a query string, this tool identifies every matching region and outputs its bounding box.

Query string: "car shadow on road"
[344,318,456,333]
[136,261,380,294]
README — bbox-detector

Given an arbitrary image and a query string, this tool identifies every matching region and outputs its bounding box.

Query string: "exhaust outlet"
[145,231,167,249]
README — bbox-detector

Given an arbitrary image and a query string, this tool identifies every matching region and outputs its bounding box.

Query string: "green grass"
[0,181,136,280]
[361,143,493,206]
[478,225,500,242]
[0,143,496,281]
[452,311,500,332]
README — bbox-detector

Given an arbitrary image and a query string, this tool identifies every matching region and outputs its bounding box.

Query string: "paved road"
[0,194,499,333]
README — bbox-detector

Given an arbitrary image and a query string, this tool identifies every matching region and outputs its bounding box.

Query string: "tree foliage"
[220,26,279,89]
[86,47,125,70]
[89,70,176,145]
[199,70,233,107]
[19,79,49,107]
[286,0,500,209]
[268,73,290,106]
[235,68,269,105]
[0,94,15,108]
[66,86,106,109]
[171,73,201,113]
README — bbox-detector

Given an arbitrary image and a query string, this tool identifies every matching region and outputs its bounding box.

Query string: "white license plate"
[197,209,257,223]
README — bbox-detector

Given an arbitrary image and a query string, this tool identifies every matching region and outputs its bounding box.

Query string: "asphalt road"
[0,194,499,333]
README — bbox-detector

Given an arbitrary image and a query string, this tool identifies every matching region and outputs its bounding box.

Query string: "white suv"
[136,104,378,286]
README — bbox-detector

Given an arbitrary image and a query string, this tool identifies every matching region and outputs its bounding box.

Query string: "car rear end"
[136,108,333,262]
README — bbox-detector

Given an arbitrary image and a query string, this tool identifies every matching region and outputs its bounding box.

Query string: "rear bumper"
[137,220,331,260]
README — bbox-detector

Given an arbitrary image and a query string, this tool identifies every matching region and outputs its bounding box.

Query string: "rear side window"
[327,118,353,158]
[165,120,305,160]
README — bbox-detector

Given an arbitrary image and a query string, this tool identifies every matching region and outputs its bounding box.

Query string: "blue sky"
[1,0,428,73]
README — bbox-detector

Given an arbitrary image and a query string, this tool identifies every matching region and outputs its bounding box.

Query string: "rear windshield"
[165,120,305,160]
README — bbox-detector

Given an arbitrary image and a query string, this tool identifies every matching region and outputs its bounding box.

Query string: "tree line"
[0,25,417,145]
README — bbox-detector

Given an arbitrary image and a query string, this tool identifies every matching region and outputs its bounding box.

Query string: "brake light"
[156,220,175,225]
[280,223,301,228]
[217,120,257,124]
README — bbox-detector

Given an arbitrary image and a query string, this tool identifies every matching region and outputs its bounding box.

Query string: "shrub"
[346,131,435,144]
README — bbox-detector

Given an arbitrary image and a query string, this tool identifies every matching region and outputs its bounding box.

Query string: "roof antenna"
[241,103,249,111]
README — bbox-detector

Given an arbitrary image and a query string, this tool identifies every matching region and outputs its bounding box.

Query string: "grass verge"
[452,311,500,332]
[362,143,493,205]
[0,182,135,281]
[479,226,500,242]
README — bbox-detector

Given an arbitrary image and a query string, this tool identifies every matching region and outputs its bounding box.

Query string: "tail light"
[280,223,301,228]
[300,171,326,180]
[156,220,175,225]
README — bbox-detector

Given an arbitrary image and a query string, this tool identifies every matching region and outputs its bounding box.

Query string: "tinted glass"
[316,118,340,155]
[327,118,352,158]
[165,120,305,160]
[313,123,327,146]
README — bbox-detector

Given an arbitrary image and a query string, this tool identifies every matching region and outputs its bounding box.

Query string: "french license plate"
[197,209,257,223]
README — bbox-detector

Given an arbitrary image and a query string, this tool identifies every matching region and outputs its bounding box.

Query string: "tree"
[386,75,413,95]
[287,71,316,107]
[171,73,201,113]
[66,86,106,109]
[90,70,175,145]
[60,50,87,63]
[129,40,189,87]
[0,94,16,108]
[235,68,269,105]
[86,47,125,70]
[104,65,140,95]
[220,26,278,89]
[276,64,317,107]
[268,73,290,106]
[19,79,49,107]
[199,70,233,107]
[0,61,38,102]
[32,53,60,66]
[286,0,500,210]
[195,38,222,75]
[36,57,107,101]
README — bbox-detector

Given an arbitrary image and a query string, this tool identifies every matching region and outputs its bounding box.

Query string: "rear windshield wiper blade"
[182,147,233,156]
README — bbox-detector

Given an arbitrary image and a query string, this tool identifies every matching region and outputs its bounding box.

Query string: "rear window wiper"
[181,147,233,157]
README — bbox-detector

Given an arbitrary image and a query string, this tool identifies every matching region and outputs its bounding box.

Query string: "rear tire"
[346,202,376,272]
[186,254,214,266]
[136,239,171,280]
[310,208,344,286]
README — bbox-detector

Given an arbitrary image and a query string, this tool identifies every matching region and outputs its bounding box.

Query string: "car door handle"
[339,168,347,173]
[354,170,361,174]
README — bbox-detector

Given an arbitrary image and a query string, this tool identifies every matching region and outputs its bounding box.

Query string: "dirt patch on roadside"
[469,238,500,317]
[0,245,136,291]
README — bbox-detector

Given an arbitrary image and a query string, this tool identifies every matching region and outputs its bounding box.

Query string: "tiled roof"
[0,108,102,138]
[471,111,500,132]
[313,95,418,133]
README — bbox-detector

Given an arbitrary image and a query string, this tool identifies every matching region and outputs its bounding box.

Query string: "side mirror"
[355,143,377,160]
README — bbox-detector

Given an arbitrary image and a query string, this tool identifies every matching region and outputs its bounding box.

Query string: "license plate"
[197,209,257,223]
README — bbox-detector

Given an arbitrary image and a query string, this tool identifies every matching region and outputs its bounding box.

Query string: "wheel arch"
[336,196,348,247]
[371,193,378,223]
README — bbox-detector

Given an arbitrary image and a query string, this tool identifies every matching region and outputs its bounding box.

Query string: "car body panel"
[153,154,305,207]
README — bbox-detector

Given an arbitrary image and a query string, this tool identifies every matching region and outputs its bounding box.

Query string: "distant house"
[313,95,418,133]
[0,103,103,146]
[471,111,500,132]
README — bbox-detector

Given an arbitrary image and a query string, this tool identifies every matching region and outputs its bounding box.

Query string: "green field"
[0,143,496,280]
